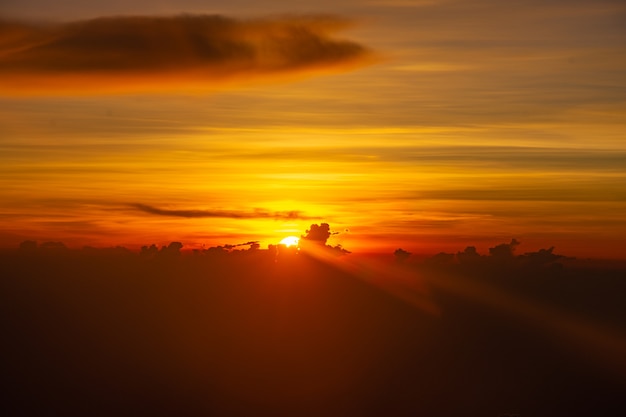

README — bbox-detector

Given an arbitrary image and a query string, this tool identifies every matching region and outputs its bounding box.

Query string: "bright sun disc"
[279,236,300,247]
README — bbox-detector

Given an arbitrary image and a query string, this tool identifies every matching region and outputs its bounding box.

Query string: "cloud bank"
[130,203,317,220]
[0,14,372,94]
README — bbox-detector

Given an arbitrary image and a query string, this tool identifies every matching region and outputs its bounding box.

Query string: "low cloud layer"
[130,203,317,220]
[0,14,372,94]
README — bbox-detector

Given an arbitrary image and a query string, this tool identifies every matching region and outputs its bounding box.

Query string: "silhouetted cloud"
[0,14,373,94]
[39,241,68,250]
[3,232,626,417]
[419,239,573,271]
[160,241,183,257]
[302,223,332,244]
[456,246,482,265]
[489,238,520,259]
[18,240,37,252]
[223,241,260,250]
[521,247,566,267]
[140,244,159,258]
[300,223,350,255]
[130,203,316,220]
[394,248,411,261]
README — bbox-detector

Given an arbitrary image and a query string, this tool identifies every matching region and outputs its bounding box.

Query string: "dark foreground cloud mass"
[0,14,372,94]
[130,203,317,220]
[2,237,625,416]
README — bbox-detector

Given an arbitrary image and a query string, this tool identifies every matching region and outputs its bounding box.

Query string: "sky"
[1,0,625,258]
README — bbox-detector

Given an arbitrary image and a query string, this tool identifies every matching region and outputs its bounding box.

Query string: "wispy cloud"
[130,203,318,220]
[0,14,373,94]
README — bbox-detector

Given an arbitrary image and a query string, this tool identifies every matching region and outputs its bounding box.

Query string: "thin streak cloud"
[130,203,318,220]
[0,14,373,94]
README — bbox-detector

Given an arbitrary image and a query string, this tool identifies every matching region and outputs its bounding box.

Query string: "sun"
[279,236,300,247]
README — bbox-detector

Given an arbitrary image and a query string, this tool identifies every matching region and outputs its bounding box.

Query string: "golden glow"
[0,2,625,259]
[279,236,300,247]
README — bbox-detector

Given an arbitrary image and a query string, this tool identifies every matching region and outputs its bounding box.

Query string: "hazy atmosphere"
[2,1,626,416]
[2,0,625,257]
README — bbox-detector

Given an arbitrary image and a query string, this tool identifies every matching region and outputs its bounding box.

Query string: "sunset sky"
[1,0,625,258]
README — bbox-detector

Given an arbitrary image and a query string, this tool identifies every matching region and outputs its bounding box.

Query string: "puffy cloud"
[489,238,520,259]
[301,223,331,244]
[0,14,373,94]
[300,223,350,255]
[393,248,411,261]
[521,247,565,267]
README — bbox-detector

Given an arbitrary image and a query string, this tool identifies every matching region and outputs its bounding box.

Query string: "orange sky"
[1,0,625,258]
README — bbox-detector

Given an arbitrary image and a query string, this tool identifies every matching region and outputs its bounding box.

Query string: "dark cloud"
[393,248,411,261]
[421,239,572,270]
[301,223,331,244]
[521,246,565,267]
[3,233,626,417]
[489,238,520,259]
[0,14,372,94]
[222,241,259,250]
[130,203,317,220]
[300,223,350,255]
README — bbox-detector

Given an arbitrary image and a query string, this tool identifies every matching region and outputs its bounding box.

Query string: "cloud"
[301,223,331,243]
[222,241,259,250]
[299,223,350,254]
[489,238,520,259]
[0,14,373,94]
[130,203,317,220]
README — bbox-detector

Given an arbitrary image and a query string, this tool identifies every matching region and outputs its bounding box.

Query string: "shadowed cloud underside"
[0,14,373,94]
